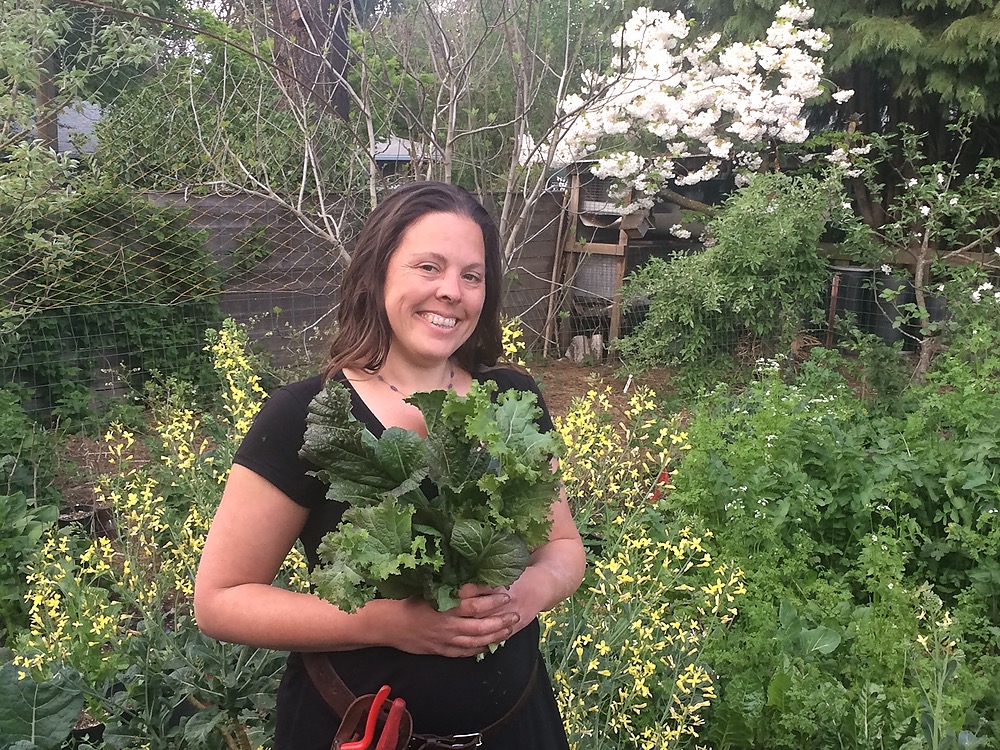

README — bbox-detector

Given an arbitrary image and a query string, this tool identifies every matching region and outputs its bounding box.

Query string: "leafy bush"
[664,317,1000,749]
[0,388,59,642]
[1,163,221,425]
[618,172,834,372]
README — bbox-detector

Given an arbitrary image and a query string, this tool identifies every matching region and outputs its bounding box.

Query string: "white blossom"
[881,264,892,275]
[920,205,931,216]
[825,148,849,164]
[551,3,830,195]
[670,224,693,239]
[831,89,854,103]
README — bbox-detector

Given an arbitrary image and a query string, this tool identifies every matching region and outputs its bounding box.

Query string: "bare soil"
[529,359,675,419]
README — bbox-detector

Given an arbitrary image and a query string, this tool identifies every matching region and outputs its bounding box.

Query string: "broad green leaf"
[451,519,530,588]
[374,428,428,484]
[766,671,792,710]
[801,625,842,655]
[0,662,85,750]
[302,380,410,505]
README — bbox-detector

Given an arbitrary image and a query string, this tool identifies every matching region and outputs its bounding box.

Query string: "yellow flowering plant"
[542,384,743,749]
[11,319,305,748]
[501,315,528,367]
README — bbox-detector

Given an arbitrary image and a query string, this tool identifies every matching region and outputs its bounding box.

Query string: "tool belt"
[303,652,538,750]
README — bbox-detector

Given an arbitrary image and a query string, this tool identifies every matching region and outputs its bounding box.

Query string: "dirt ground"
[529,359,674,418]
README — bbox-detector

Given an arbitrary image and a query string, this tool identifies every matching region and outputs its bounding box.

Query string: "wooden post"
[607,190,633,349]
[607,227,628,349]
[556,172,581,355]
[543,185,571,358]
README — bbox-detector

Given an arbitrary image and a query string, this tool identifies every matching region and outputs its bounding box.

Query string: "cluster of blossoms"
[541,522,744,750]
[501,315,528,367]
[552,2,838,201]
[971,280,1000,303]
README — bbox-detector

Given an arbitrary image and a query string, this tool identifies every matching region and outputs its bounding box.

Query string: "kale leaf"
[300,378,561,612]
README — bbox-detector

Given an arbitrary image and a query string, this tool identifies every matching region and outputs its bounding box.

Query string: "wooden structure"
[548,168,653,357]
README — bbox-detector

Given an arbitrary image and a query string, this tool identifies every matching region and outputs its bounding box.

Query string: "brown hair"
[322,182,503,378]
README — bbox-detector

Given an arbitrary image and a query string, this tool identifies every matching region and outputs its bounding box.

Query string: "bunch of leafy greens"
[299,379,562,612]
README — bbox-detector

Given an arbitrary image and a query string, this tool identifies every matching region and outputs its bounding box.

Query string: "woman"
[194,182,586,749]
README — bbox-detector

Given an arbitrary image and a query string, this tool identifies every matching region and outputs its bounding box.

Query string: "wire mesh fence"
[2,0,985,422]
[2,0,593,418]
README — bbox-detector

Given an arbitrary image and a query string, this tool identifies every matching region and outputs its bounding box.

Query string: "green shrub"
[666,329,1000,749]
[618,172,834,373]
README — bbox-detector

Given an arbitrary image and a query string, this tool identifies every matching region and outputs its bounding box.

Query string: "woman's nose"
[436,271,462,301]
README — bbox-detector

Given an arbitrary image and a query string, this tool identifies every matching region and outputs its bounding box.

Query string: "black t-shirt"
[232,368,569,750]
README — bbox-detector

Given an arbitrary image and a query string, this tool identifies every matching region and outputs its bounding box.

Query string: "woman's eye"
[464,273,483,284]
[418,264,438,273]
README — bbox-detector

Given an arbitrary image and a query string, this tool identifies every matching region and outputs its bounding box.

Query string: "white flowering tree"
[550,1,843,213]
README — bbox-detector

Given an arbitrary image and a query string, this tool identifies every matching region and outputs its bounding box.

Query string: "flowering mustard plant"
[554,384,689,515]
[205,317,268,443]
[14,320,309,694]
[543,383,739,748]
[501,315,527,367]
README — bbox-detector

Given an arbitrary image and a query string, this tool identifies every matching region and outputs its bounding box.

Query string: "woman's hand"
[384,585,519,658]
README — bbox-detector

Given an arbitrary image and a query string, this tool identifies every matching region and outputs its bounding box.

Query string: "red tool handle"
[374,697,408,750]
[341,685,391,750]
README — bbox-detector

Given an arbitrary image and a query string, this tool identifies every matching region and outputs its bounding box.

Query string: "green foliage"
[666,324,1000,749]
[0,660,85,750]
[0,389,60,642]
[0,0,165,146]
[0,168,222,424]
[301,379,561,612]
[101,618,284,750]
[618,172,834,372]
[0,492,57,646]
[96,13,355,194]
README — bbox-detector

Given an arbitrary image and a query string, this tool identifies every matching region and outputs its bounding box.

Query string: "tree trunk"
[271,0,350,120]
[35,53,60,151]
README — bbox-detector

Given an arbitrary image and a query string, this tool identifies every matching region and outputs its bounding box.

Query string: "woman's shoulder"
[273,374,325,403]
[253,374,324,428]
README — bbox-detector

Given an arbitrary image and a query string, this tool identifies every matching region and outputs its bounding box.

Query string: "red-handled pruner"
[374,697,407,750]
[340,685,391,750]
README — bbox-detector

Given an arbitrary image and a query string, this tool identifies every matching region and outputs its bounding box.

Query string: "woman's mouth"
[419,312,458,329]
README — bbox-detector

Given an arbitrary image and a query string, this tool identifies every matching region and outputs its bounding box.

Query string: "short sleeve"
[232,377,328,509]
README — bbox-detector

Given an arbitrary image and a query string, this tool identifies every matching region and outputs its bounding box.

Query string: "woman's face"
[382,211,487,368]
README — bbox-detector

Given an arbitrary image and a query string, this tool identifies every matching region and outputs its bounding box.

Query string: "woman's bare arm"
[194,465,520,657]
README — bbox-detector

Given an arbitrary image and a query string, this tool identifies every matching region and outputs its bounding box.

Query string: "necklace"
[375,364,455,395]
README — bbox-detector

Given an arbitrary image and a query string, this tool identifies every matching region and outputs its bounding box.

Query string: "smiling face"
[382,211,487,369]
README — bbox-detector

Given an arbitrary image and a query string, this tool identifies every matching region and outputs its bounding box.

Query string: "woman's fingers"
[453,589,511,618]
[395,597,519,657]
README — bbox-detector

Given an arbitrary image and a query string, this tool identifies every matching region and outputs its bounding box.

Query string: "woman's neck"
[368,356,456,397]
